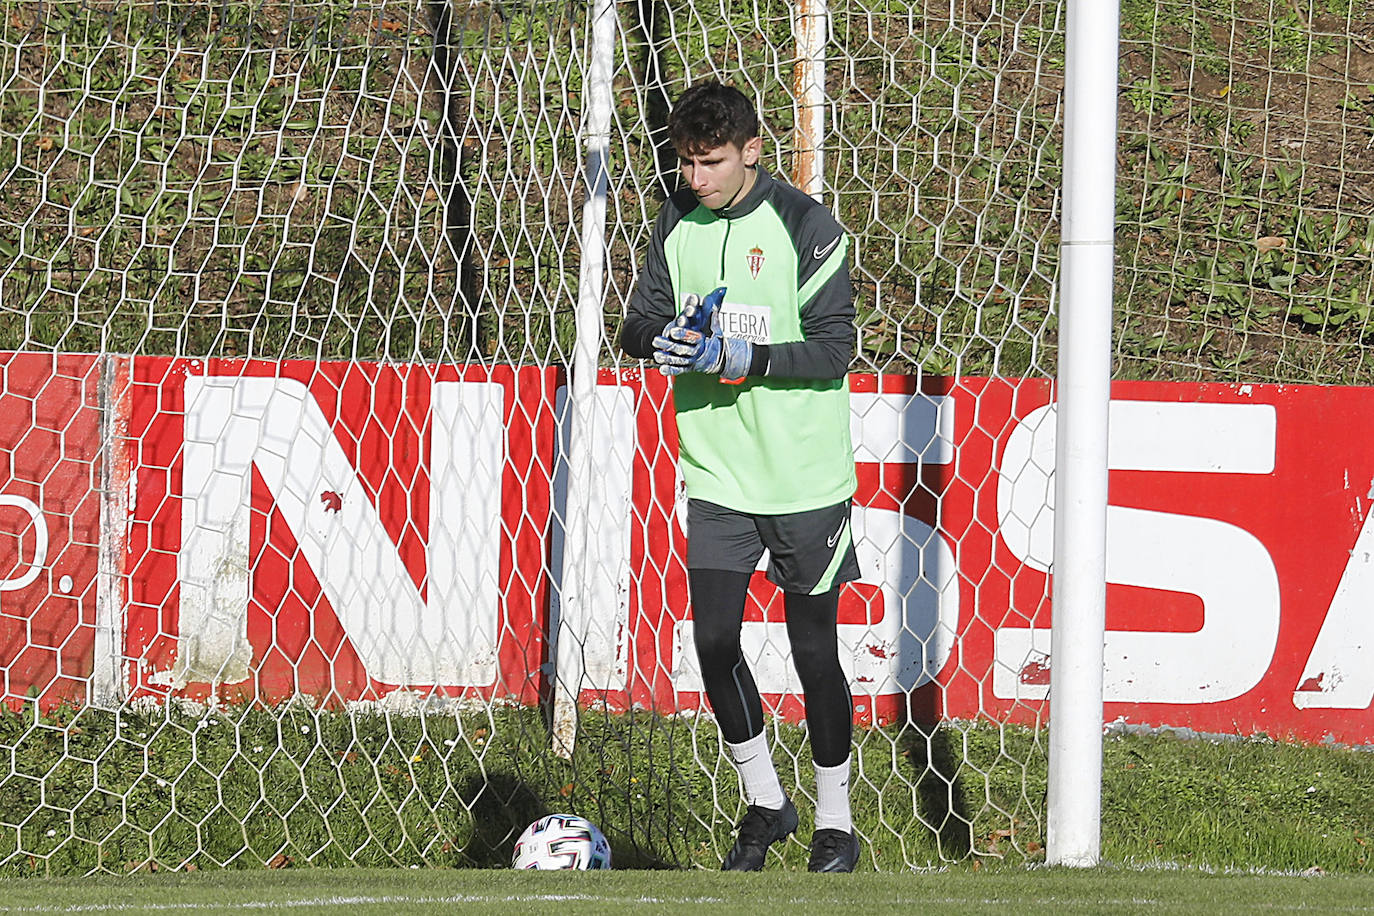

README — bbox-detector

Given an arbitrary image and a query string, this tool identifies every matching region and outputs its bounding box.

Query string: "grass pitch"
[5,704,1373,877]
[2,866,1373,915]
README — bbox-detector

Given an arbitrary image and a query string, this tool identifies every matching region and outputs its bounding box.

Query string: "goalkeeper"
[619,81,861,873]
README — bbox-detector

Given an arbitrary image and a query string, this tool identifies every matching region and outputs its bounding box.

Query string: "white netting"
[0,0,1369,876]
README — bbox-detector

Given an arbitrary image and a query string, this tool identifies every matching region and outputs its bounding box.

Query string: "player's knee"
[692,627,743,675]
[789,640,843,689]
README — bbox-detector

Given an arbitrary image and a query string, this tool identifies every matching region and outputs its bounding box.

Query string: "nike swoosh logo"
[827,520,847,549]
[813,237,840,260]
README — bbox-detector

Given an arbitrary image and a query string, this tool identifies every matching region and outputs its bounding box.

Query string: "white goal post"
[1047,0,1120,868]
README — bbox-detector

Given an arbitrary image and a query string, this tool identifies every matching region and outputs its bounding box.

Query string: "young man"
[619,81,861,873]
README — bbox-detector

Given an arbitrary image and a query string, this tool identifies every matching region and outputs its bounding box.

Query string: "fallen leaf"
[1257,236,1286,253]
[267,853,292,869]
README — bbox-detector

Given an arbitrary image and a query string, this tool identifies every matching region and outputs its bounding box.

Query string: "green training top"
[622,165,857,515]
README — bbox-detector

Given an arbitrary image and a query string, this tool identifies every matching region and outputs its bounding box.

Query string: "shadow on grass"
[899,688,974,861]
[456,762,679,870]
[457,772,549,868]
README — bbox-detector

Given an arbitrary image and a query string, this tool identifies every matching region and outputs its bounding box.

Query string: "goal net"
[0,0,1369,874]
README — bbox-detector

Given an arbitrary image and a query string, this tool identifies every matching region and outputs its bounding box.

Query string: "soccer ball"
[511,813,612,870]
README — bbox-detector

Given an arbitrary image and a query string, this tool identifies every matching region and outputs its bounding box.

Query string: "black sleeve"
[762,206,854,380]
[620,193,693,359]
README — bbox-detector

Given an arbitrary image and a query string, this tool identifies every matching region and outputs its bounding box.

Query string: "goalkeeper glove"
[651,287,754,382]
[677,286,725,335]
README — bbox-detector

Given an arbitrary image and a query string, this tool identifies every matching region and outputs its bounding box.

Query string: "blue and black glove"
[651,286,753,382]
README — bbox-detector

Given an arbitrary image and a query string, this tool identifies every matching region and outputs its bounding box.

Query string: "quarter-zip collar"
[711,164,772,220]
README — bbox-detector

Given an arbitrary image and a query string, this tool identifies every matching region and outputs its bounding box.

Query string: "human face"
[676,137,763,210]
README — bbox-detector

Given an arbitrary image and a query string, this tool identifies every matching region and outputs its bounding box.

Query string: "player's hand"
[651,291,705,372]
[651,287,720,373]
[651,320,707,373]
[650,287,751,381]
[676,288,725,335]
[652,330,753,381]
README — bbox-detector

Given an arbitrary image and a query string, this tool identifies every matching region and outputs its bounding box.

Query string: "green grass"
[1,702,1371,878]
[2,866,1374,914]
[1103,730,1374,871]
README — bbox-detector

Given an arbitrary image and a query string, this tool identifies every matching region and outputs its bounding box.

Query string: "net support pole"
[553,0,619,759]
[792,0,828,201]
[1046,0,1119,867]
[93,355,132,708]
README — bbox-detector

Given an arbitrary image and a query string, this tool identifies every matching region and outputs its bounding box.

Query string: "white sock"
[813,758,853,832]
[724,732,787,810]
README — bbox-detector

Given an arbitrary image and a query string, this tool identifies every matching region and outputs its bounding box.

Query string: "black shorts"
[685,498,861,595]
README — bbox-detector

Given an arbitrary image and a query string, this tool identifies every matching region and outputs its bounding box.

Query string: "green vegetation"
[1,700,1370,877]
[0,0,581,362]
[0,0,1371,380]
[1112,0,1374,380]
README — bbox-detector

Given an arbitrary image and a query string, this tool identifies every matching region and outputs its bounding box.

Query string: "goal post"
[1047,0,1121,869]
[792,0,829,199]
[554,0,621,760]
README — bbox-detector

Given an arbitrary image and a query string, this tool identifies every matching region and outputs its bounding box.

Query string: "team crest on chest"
[746,245,765,279]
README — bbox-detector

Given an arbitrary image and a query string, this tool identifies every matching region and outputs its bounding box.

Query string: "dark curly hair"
[667,81,759,155]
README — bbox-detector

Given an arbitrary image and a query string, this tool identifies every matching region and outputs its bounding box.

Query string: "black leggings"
[688,568,853,767]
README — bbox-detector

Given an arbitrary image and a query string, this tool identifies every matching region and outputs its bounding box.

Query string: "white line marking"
[1,893,732,913]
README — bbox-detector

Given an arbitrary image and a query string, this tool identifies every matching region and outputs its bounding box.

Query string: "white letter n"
[176,375,503,689]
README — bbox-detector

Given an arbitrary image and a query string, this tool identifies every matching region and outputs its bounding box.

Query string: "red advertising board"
[0,353,102,710]
[483,370,1374,746]
[1,352,1372,746]
[123,358,559,707]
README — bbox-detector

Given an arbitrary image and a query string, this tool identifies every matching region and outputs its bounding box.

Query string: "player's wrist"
[718,337,753,382]
[748,344,770,377]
